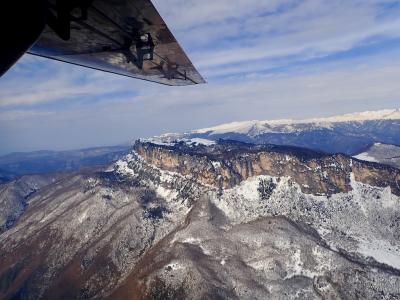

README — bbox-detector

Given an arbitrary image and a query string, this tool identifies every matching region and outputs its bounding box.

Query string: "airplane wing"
[27,0,205,86]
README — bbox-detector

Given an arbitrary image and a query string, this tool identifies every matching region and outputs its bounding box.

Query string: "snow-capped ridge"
[140,136,215,147]
[194,108,400,135]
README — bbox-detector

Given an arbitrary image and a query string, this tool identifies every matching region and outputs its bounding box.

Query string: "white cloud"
[0,56,147,108]
[154,0,400,72]
[3,0,400,108]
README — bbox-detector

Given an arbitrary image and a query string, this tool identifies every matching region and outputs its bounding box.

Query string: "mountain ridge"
[147,108,400,155]
[195,108,400,134]
[132,140,400,196]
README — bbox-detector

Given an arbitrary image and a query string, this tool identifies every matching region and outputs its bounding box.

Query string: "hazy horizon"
[1,107,399,156]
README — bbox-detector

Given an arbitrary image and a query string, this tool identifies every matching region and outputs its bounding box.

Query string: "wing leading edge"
[27,0,205,86]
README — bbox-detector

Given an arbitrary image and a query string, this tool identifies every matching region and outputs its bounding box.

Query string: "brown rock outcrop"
[134,141,400,196]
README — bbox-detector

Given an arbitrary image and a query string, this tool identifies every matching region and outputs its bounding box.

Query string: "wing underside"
[28,0,205,86]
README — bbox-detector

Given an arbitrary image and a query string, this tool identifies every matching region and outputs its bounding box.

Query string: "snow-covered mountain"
[1,139,400,299]
[195,109,400,135]
[180,109,400,155]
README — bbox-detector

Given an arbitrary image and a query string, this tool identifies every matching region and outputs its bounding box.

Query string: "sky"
[1,0,400,154]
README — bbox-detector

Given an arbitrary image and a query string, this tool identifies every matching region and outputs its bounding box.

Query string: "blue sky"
[1,0,400,154]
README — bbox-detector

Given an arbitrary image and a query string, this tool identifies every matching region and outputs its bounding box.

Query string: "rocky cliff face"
[134,140,400,196]
[1,140,400,300]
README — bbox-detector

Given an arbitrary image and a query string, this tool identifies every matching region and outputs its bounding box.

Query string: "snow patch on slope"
[212,174,400,270]
[358,239,400,269]
[114,154,136,176]
[354,152,379,163]
[353,143,400,168]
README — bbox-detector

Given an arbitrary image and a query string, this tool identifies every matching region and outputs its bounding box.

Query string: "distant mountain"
[173,109,400,155]
[0,145,131,181]
[354,143,400,169]
[1,139,400,299]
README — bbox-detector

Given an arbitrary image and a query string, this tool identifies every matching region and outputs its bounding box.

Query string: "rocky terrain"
[354,143,400,169]
[0,139,400,299]
[159,109,400,155]
[0,173,69,233]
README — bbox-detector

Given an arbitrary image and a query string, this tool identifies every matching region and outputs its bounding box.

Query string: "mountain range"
[1,137,400,299]
[0,109,400,299]
[154,109,400,155]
